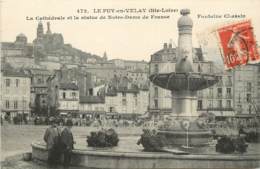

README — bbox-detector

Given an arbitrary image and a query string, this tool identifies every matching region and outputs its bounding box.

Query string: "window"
[14,101,18,109]
[237,104,242,113]
[154,87,158,97]
[208,100,213,108]
[15,79,19,87]
[109,107,114,112]
[6,79,10,87]
[122,92,126,97]
[209,64,213,73]
[89,88,93,96]
[154,99,158,109]
[154,64,159,73]
[226,100,231,108]
[226,88,232,98]
[218,100,222,108]
[37,78,42,84]
[198,100,203,110]
[209,88,213,98]
[247,82,252,92]
[72,92,76,98]
[217,88,222,97]
[246,93,252,102]
[153,55,162,61]
[63,92,66,99]
[122,98,127,106]
[198,64,202,72]
[6,100,10,109]
[218,76,223,85]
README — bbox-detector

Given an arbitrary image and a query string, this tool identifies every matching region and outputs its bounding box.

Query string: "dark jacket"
[44,126,59,150]
[61,127,74,151]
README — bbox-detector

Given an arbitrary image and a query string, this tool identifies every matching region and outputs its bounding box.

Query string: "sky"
[1,0,260,62]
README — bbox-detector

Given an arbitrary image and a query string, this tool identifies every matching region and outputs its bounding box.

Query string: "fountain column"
[173,9,197,119]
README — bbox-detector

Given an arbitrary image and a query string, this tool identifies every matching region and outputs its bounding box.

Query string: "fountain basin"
[32,140,260,169]
[149,72,219,91]
[158,130,211,146]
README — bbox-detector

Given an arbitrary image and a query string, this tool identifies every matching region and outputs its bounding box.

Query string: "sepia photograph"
[1,0,260,168]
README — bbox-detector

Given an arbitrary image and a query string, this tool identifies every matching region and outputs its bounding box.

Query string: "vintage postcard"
[1,0,260,168]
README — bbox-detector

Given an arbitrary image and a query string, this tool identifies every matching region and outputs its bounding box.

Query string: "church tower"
[46,22,52,34]
[37,21,44,38]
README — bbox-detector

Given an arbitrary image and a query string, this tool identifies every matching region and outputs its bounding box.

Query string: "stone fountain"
[31,9,260,169]
[149,9,219,147]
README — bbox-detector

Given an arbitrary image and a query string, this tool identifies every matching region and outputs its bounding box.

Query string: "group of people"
[44,117,74,169]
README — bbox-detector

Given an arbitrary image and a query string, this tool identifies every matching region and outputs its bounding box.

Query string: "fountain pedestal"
[149,9,219,147]
[172,91,197,117]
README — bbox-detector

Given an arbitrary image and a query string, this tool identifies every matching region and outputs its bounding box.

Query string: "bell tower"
[37,21,44,38]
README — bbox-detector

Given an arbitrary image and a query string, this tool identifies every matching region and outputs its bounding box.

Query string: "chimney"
[163,43,167,49]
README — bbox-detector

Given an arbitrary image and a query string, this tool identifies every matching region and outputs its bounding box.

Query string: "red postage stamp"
[217,20,260,69]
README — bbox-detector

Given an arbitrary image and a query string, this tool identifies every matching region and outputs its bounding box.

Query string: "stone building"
[109,59,149,72]
[57,83,80,115]
[126,68,149,87]
[79,96,106,117]
[197,69,234,118]
[1,33,35,69]
[27,68,52,115]
[233,65,260,117]
[46,65,92,116]
[104,76,149,118]
[1,69,31,118]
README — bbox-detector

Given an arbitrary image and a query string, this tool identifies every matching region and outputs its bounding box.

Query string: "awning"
[209,111,235,117]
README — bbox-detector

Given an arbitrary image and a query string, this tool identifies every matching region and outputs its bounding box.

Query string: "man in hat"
[61,119,74,169]
[43,116,60,168]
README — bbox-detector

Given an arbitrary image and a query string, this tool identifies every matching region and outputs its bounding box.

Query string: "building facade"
[149,43,236,119]
[233,65,260,117]
[27,68,52,115]
[104,77,149,117]
[1,69,31,118]
[79,96,105,116]
[57,83,79,115]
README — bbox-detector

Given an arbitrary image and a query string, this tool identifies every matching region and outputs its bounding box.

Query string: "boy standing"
[61,119,74,169]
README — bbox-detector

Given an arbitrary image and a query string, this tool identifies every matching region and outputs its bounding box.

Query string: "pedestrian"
[43,117,61,168]
[61,119,74,169]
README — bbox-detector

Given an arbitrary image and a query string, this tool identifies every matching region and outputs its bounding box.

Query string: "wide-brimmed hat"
[49,116,55,123]
[66,119,73,126]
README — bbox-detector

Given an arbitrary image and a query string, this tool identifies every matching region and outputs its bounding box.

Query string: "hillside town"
[1,22,260,127]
